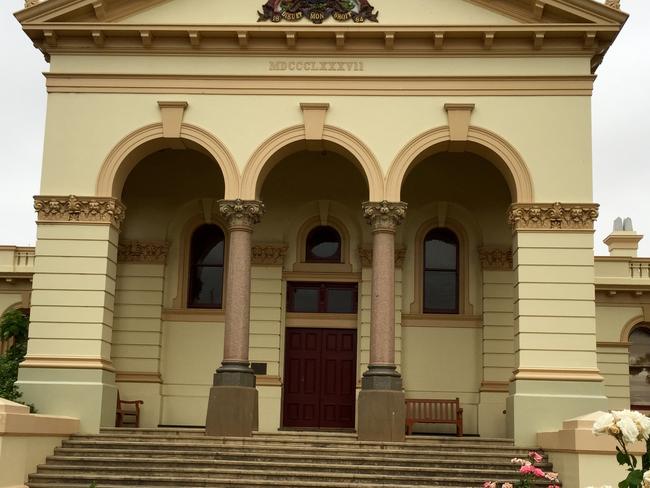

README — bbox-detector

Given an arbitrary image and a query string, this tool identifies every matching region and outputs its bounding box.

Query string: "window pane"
[326,287,357,313]
[424,229,458,270]
[191,225,225,266]
[291,287,320,313]
[424,271,458,313]
[306,226,341,262]
[190,266,223,307]
[630,327,650,405]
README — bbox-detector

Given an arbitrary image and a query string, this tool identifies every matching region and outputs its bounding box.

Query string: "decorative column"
[358,201,407,442]
[507,203,608,445]
[17,195,125,433]
[205,199,264,437]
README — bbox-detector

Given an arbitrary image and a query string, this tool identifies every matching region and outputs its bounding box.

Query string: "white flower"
[631,411,650,441]
[593,412,615,435]
[618,415,640,444]
[644,470,650,488]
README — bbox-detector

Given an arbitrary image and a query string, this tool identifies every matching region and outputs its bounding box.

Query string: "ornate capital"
[478,247,513,271]
[251,244,288,266]
[508,202,598,231]
[34,195,126,230]
[218,199,265,231]
[359,247,407,268]
[362,201,407,233]
[118,240,169,264]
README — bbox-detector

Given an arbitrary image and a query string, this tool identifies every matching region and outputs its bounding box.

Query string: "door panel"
[283,328,357,429]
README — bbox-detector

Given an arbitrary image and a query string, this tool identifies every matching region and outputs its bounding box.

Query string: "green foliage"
[0,309,30,408]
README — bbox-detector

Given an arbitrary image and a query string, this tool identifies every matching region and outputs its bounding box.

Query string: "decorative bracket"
[300,102,330,150]
[444,103,475,151]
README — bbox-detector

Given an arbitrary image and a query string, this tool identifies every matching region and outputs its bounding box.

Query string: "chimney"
[604,217,644,257]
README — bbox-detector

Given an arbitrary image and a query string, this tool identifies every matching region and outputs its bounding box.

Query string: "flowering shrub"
[484,451,560,488]
[592,410,650,488]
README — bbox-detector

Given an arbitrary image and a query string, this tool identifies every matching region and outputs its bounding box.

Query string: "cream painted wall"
[118,0,520,26]
[49,55,592,78]
[39,90,594,202]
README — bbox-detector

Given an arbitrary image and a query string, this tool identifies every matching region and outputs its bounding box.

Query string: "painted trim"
[161,308,225,323]
[512,367,603,382]
[241,124,383,201]
[385,125,534,203]
[96,122,239,199]
[20,356,116,372]
[116,372,162,383]
[286,313,358,329]
[45,73,596,97]
[402,314,482,328]
[480,381,509,392]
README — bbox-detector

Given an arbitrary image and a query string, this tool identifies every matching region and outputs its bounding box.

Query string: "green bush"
[0,309,30,407]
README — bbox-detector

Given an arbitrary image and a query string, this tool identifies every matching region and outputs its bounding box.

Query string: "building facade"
[9,0,641,446]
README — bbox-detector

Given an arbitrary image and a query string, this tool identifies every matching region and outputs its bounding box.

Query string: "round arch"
[385,126,534,203]
[240,125,384,201]
[96,123,240,199]
[621,316,649,343]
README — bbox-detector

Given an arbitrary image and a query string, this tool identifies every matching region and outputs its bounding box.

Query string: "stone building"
[5,0,649,468]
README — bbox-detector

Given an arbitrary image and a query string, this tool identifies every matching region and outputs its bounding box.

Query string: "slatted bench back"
[405,398,463,436]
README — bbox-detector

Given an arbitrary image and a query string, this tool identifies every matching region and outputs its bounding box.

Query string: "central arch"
[241,125,384,201]
[385,126,534,203]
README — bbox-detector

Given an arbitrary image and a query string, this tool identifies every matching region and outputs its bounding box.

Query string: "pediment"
[16,0,627,26]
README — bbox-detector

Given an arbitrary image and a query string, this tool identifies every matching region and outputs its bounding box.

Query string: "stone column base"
[357,389,405,442]
[205,385,258,437]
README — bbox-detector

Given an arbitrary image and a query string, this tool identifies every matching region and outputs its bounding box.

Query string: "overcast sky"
[0,0,648,256]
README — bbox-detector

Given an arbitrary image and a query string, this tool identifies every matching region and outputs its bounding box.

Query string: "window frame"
[287,281,358,314]
[628,323,650,410]
[305,225,343,264]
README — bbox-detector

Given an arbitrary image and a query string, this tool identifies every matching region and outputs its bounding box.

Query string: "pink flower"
[520,465,535,475]
[483,482,496,488]
[533,467,545,478]
[548,485,561,488]
[529,451,544,463]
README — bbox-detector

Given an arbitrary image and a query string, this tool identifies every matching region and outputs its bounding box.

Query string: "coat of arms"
[258,0,379,24]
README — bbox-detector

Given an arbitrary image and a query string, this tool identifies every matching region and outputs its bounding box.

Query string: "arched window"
[423,228,459,314]
[306,226,342,263]
[629,326,650,409]
[188,224,225,309]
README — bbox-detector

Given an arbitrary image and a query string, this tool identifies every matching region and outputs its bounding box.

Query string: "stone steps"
[28,430,558,488]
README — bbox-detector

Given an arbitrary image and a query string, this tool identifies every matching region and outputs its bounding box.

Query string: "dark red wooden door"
[283,328,357,429]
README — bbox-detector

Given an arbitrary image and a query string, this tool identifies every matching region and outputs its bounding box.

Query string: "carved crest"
[258,0,379,24]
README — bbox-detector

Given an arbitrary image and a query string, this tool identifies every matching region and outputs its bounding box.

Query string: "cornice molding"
[508,202,599,231]
[478,247,513,271]
[34,195,126,229]
[20,23,622,70]
[251,244,288,266]
[118,240,169,264]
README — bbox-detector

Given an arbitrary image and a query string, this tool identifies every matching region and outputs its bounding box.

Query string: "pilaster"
[18,195,125,433]
[507,202,607,445]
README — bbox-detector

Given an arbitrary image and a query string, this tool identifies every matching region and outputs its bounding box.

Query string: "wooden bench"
[405,398,463,436]
[115,392,144,428]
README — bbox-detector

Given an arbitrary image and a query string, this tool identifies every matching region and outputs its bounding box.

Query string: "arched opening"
[256,141,368,431]
[629,324,650,410]
[400,146,513,437]
[112,143,228,427]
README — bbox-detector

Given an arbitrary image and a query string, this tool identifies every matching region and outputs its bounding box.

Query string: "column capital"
[34,195,126,230]
[508,202,599,231]
[218,199,265,231]
[362,201,407,233]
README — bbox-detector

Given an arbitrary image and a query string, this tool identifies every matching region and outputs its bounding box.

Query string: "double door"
[282,328,357,429]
